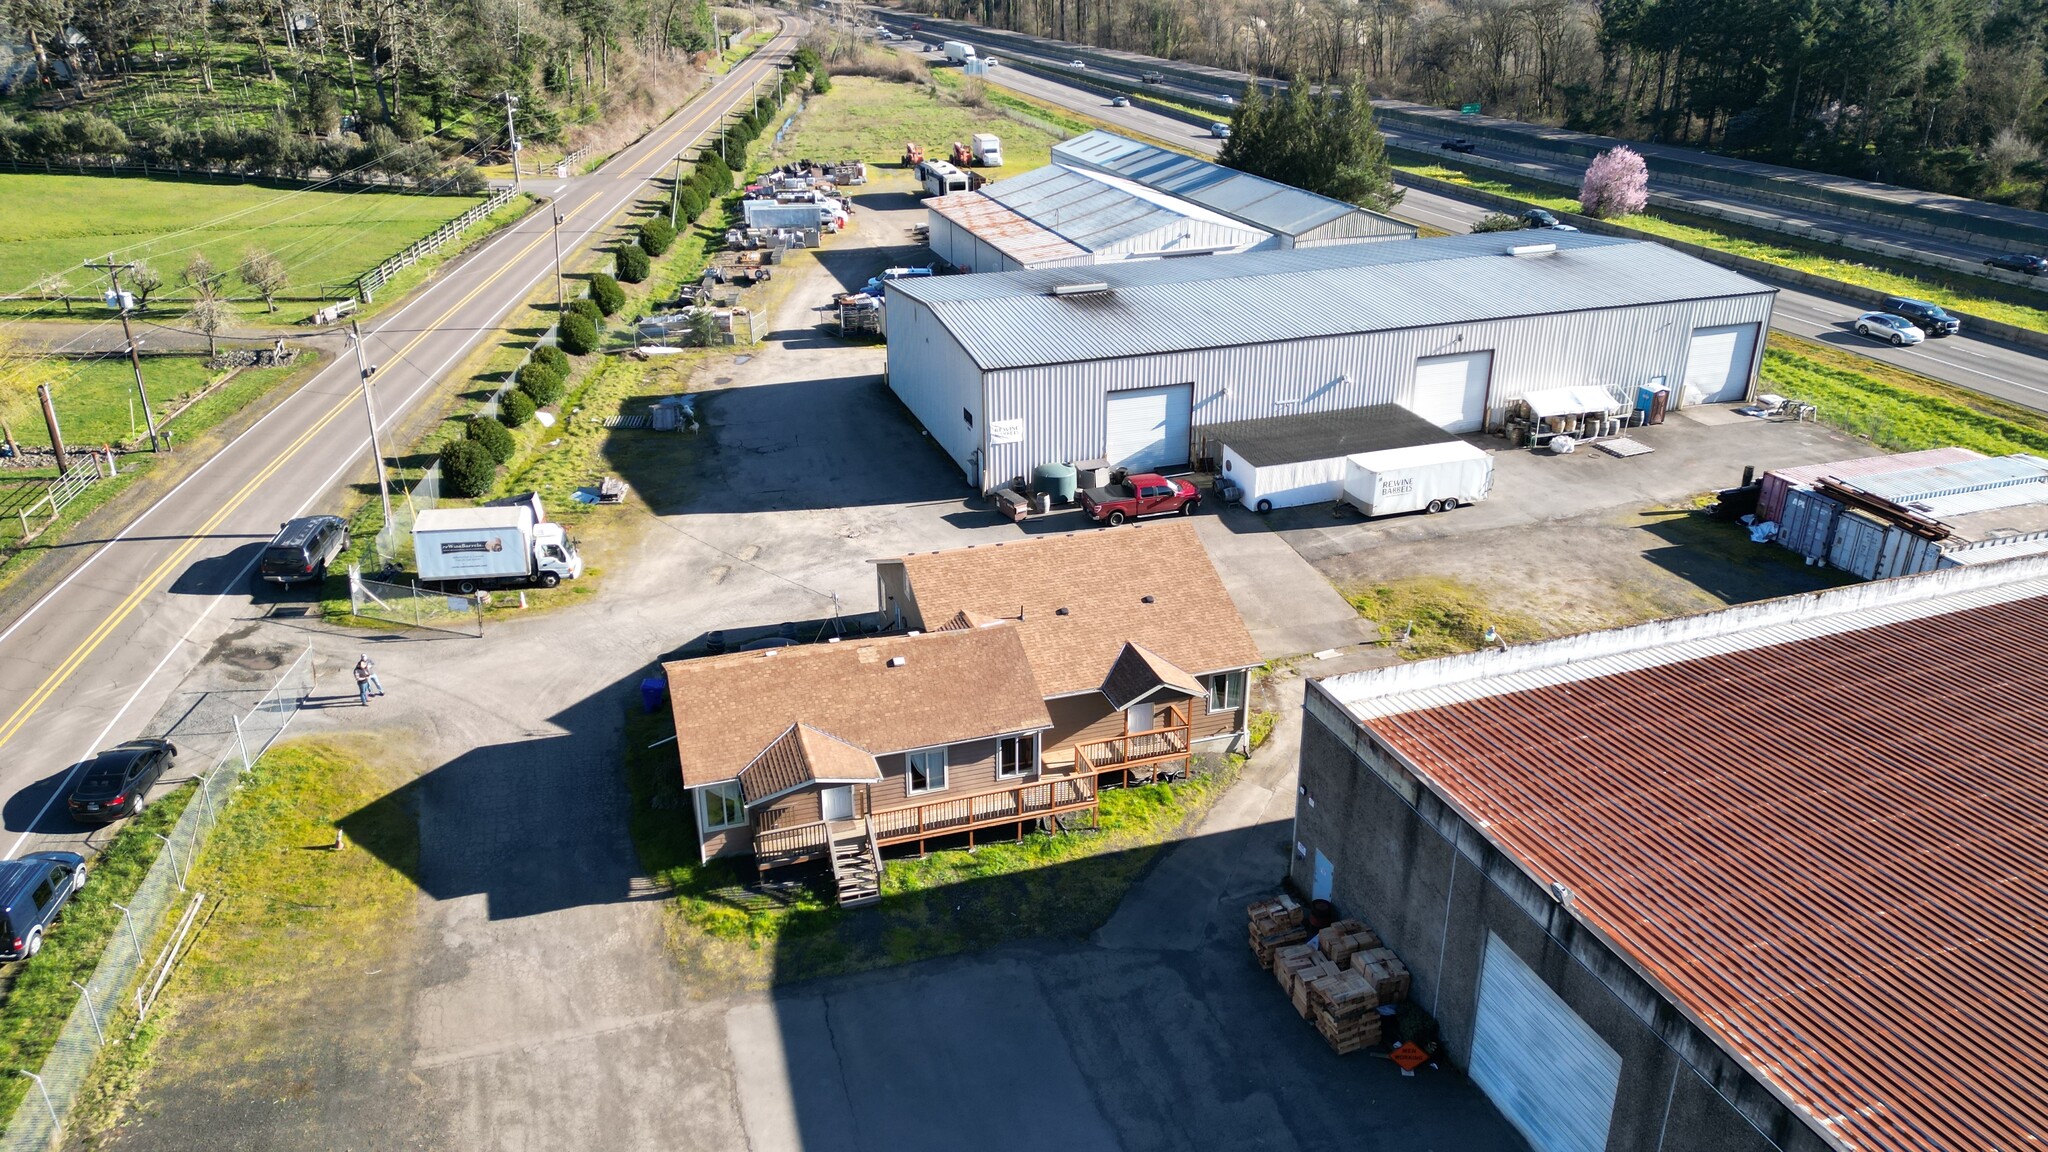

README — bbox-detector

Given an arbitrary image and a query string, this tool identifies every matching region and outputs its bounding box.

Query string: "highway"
[924,45,2048,417]
[0,29,798,859]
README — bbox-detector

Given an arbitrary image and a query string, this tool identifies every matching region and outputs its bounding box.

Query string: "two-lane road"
[0,30,798,858]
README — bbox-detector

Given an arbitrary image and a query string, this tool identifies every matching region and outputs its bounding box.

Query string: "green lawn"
[1395,160,2048,337]
[1345,574,1549,657]
[1761,333,2048,456]
[15,355,305,451]
[0,173,488,317]
[788,74,1064,174]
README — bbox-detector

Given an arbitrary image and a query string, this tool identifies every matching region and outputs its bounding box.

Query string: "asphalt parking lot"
[97,167,1878,1152]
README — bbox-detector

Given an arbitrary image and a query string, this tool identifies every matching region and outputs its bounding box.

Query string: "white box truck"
[942,40,976,64]
[414,505,583,592]
[1340,442,1494,517]
[971,133,1003,166]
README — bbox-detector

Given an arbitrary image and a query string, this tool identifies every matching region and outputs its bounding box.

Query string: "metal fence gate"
[347,563,484,637]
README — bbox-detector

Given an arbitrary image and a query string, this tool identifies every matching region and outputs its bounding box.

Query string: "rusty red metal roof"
[1356,590,2048,1152]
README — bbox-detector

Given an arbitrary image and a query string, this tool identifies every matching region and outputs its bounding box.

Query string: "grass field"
[0,173,489,318]
[13,355,306,451]
[1761,333,2048,455]
[1394,160,2048,337]
[790,74,1064,174]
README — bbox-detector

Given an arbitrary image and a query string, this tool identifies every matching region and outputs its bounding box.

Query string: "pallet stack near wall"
[1249,898,1413,1056]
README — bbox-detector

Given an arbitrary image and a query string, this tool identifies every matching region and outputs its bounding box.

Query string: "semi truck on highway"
[414,503,583,592]
[943,40,976,64]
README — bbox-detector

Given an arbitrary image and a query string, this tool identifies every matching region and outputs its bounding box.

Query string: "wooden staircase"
[828,818,882,908]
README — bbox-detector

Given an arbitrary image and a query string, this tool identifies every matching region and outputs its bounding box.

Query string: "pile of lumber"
[1351,946,1413,1004]
[1307,969,1381,1054]
[1316,918,1381,965]
[1247,895,1308,969]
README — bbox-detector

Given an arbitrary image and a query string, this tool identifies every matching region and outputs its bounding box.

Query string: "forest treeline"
[903,0,2048,206]
[0,0,748,185]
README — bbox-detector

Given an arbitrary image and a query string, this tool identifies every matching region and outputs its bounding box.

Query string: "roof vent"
[906,630,921,637]
[1507,242,1558,258]
[887,656,907,668]
[1056,607,1070,616]
[1141,595,1155,604]
[1050,282,1112,297]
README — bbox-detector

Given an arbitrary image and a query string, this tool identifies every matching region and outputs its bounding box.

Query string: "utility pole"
[84,257,161,452]
[37,384,68,474]
[501,91,522,189]
[349,322,393,528]
[669,157,684,225]
[548,203,567,314]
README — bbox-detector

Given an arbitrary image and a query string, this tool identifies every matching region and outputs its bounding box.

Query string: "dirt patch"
[1319,504,1857,648]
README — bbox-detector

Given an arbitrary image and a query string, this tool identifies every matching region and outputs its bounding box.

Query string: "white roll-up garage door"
[1680,323,1759,406]
[1411,351,1494,433]
[1105,384,1192,471]
[1469,933,1622,1152]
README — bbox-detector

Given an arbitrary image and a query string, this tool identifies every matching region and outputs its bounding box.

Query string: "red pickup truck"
[1080,473,1200,526]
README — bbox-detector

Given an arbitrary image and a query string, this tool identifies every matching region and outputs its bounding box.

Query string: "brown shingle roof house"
[664,521,1261,904]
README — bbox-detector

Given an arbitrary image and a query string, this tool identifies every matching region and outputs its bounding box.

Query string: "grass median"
[1760,333,2048,456]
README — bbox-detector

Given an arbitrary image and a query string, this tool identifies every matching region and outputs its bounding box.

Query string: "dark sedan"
[1440,138,1477,153]
[1984,253,2046,276]
[67,738,176,824]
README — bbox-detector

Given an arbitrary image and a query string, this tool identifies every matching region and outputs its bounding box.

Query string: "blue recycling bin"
[640,677,669,713]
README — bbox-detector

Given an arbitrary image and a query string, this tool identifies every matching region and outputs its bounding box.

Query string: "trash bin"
[640,677,669,713]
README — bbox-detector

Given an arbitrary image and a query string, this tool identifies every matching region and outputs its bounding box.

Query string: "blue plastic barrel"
[640,677,669,713]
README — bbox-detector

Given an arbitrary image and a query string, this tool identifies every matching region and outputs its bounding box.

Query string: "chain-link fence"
[1,644,317,1152]
[372,460,441,568]
[347,564,484,637]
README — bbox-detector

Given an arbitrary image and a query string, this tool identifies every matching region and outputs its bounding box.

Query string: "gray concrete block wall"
[1293,683,1836,1152]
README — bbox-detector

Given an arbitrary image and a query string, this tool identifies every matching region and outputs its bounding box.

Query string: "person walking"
[354,654,385,705]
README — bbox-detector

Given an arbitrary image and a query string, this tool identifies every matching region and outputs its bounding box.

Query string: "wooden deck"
[1076,702,1193,773]
[872,775,1098,845]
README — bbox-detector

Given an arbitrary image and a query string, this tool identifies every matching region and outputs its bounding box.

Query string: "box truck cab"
[413,505,583,592]
[942,40,976,64]
[971,133,1003,166]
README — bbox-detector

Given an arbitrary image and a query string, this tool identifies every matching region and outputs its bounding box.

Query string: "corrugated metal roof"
[1328,557,2048,1152]
[1855,453,2048,506]
[1764,447,1985,491]
[889,231,1776,371]
[926,191,1088,266]
[1053,131,1408,238]
[977,165,1266,251]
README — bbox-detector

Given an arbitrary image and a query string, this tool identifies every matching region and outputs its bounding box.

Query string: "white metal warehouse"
[884,231,1776,491]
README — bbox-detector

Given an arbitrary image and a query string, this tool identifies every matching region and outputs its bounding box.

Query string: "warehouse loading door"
[1411,351,1493,433]
[1105,384,1193,472]
[1469,933,1622,1152]
[1680,323,1759,406]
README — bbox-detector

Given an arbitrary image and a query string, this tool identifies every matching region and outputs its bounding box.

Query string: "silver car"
[1854,312,1925,346]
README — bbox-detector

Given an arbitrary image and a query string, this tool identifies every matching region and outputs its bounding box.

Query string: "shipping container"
[1756,447,1983,524]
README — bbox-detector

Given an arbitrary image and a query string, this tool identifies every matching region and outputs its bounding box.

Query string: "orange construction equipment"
[903,141,925,167]
[950,140,972,166]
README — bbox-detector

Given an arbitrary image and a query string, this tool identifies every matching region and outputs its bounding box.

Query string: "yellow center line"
[0,50,785,755]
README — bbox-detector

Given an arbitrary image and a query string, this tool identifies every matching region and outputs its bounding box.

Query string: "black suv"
[67,738,176,824]
[1883,296,1961,336]
[1984,253,2045,276]
[0,852,88,961]
[259,515,348,585]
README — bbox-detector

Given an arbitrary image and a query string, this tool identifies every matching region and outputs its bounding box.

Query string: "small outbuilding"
[1201,404,1459,512]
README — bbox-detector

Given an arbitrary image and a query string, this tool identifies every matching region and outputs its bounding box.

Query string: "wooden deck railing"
[754,821,829,873]
[871,775,1097,844]
[1075,702,1192,771]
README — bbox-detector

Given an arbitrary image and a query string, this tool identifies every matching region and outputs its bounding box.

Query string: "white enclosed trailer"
[1341,441,1494,517]
[1204,404,1463,513]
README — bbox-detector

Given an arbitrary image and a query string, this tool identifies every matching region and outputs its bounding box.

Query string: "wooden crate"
[1315,919,1382,966]
[1350,947,1413,1003]
[1308,969,1383,1054]
[1249,922,1310,970]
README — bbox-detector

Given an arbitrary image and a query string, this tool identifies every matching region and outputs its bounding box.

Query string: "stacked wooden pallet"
[1247,895,1308,970]
[1274,944,1344,1018]
[1315,919,1382,965]
[1306,969,1382,1054]
[1351,946,1414,1004]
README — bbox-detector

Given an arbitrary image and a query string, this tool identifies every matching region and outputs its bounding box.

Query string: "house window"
[907,747,949,794]
[963,407,975,427]
[699,781,745,831]
[1206,672,1244,713]
[996,733,1035,779]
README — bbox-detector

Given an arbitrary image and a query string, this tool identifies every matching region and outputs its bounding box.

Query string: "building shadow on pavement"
[1636,508,1857,603]
[735,812,1533,1152]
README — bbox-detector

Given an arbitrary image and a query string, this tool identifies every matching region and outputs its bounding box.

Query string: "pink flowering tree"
[1578,146,1649,218]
